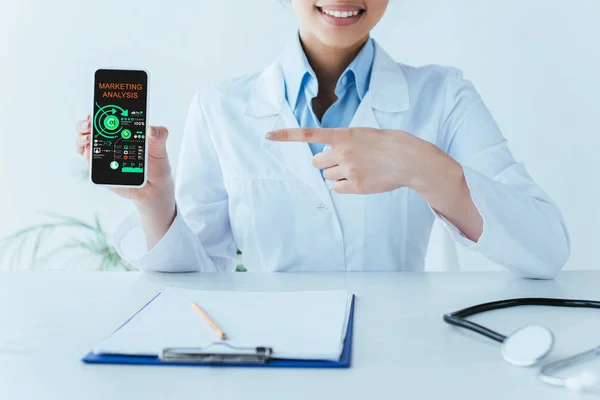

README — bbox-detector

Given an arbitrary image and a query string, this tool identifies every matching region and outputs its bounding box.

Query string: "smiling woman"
[73,0,570,277]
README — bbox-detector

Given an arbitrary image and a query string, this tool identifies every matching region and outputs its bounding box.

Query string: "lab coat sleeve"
[435,68,570,279]
[112,91,237,272]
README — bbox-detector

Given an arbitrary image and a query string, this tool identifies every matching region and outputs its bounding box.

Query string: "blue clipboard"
[82,294,355,368]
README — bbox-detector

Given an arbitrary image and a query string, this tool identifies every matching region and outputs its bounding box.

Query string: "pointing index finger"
[265,128,342,144]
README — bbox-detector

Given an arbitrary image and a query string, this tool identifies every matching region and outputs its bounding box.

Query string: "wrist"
[134,190,176,226]
[133,179,175,211]
[405,142,448,190]
[135,196,176,220]
[135,195,177,251]
[409,146,464,210]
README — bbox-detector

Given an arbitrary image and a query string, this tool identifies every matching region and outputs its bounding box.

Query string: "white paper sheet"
[93,287,353,361]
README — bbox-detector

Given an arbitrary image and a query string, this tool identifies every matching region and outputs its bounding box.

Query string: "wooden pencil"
[191,301,228,340]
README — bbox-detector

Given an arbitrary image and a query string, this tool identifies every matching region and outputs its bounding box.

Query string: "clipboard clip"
[159,342,273,364]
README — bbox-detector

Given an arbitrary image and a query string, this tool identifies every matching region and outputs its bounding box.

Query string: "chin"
[314,30,367,50]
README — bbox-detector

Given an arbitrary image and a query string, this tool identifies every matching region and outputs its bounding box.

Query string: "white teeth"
[321,9,360,18]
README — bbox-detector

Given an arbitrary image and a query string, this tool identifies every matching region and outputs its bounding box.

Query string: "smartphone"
[90,69,149,187]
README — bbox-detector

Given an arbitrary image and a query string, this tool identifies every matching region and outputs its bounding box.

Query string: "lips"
[316,4,365,26]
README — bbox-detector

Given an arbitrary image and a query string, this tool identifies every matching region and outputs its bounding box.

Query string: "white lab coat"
[113,41,570,278]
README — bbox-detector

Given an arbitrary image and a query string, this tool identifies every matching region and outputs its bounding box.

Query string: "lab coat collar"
[244,40,410,117]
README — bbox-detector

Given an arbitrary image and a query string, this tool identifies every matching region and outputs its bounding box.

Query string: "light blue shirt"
[280,35,375,155]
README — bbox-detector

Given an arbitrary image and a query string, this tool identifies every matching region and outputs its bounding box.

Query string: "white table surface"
[2,271,600,400]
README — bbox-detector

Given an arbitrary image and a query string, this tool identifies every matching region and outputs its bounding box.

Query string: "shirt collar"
[280,33,375,110]
[343,37,374,100]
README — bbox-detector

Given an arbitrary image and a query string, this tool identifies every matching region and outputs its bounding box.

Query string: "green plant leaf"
[30,226,50,270]
[39,212,97,231]
[11,234,28,270]
[2,212,140,271]
[235,264,247,272]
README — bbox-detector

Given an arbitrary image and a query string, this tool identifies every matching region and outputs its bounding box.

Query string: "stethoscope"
[444,298,600,393]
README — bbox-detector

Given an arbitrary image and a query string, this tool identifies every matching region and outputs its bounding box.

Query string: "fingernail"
[80,135,88,142]
[265,132,276,140]
[150,127,159,138]
[81,122,89,130]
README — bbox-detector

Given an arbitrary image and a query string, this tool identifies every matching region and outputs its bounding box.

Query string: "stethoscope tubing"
[443,298,600,344]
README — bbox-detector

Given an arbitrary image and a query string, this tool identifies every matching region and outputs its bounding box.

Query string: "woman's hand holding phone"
[75,114,177,250]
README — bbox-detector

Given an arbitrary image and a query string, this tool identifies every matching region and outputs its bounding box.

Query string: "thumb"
[148,126,169,159]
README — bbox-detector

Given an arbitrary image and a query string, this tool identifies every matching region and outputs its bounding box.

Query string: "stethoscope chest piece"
[501,325,554,367]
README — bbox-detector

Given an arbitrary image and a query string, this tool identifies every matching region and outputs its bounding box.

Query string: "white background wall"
[1,0,598,271]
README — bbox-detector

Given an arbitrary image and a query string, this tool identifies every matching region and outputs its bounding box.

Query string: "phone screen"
[91,69,148,186]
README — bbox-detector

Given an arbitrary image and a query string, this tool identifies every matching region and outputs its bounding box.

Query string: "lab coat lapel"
[246,61,334,208]
[349,91,380,129]
[368,40,410,114]
[340,40,411,133]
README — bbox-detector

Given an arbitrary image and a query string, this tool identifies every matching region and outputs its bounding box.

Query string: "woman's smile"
[316,3,366,26]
